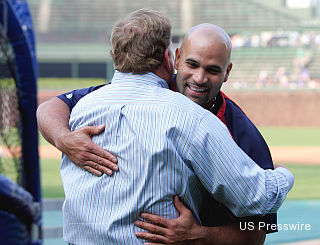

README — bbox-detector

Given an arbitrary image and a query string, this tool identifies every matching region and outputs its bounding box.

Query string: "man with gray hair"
[39,9,293,244]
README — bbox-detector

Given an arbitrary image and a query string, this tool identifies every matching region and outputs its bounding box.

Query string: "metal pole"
[180,0,193,34]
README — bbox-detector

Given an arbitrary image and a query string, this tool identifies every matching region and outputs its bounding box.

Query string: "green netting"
[0,25,23,185]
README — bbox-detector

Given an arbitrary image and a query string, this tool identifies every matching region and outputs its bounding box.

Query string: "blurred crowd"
[231,31,320,49]
[230,31,320,89]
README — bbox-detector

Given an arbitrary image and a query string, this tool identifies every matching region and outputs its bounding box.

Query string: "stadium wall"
[227,90,320,127]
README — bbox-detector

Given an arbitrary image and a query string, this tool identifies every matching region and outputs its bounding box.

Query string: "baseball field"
[38,78,320,201]
[36,78,320,244]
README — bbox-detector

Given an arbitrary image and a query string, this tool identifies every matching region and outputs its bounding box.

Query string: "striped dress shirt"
[61,71,292,244]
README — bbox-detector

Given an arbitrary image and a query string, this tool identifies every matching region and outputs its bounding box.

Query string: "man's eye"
[187,63,198,68]
[208,69,220,74]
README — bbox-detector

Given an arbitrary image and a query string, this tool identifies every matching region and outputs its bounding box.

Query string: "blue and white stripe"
[61,71,292,244]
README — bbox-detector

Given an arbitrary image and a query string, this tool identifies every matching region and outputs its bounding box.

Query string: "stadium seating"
[229,47,297,85]
[28,0,305,41]
[27,0,320,83]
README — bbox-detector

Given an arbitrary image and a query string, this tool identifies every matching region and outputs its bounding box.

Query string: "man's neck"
[152,67,171,86]
[210,92,223,115]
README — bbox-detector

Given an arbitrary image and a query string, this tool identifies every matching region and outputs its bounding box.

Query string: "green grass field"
[259,127,320,146]
[285,164,320,200]
[38,78,107,90]
[41,158,64,198]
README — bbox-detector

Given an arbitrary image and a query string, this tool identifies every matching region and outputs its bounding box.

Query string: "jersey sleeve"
[224,98,274,170]
[57,84,106,111]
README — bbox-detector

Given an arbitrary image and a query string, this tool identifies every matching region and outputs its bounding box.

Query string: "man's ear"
[174,48,181,70]
[164,49,173,72]
[223,62,233,83]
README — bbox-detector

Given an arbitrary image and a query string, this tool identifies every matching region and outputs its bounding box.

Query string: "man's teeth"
[189,85,206,92]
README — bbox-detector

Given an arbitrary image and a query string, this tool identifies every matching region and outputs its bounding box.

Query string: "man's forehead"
[181,24,231,56]
[183,36,226,56]
[180,33,230,66]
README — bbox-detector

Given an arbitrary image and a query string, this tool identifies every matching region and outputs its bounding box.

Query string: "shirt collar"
[111,70,169,89]
[216,91,227,125]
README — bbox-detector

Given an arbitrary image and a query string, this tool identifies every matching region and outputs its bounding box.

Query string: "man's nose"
[193,69,207,84]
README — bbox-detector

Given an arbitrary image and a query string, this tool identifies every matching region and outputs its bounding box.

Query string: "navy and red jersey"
[57,79,277,233]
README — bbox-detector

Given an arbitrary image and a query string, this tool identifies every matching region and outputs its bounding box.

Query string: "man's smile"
[186,83,209,96]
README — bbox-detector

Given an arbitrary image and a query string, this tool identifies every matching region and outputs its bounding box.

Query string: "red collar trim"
[216,91,227,126]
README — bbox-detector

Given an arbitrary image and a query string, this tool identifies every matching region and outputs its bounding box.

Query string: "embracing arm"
[189,114,294,217]
[135,196,265,245]
[36,97,118,176]
[37,97,70,147]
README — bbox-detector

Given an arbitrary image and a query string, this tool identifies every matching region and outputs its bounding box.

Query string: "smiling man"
[175,24,232,110]
[37,23,286,244]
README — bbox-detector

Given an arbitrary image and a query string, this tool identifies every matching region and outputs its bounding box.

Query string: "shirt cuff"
[264,167,294,214]
[274,167,294,192]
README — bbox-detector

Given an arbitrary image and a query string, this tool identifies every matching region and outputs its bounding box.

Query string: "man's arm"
[189,113,293,217]
[37,97,118,176]
[135,196,266,245]
[37,97,70,147]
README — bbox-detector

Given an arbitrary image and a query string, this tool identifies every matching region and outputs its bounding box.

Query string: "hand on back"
[58,124,118,176]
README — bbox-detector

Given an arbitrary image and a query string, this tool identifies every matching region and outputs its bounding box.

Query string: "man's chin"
[189,98,206,107]
[183,91,206,106]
